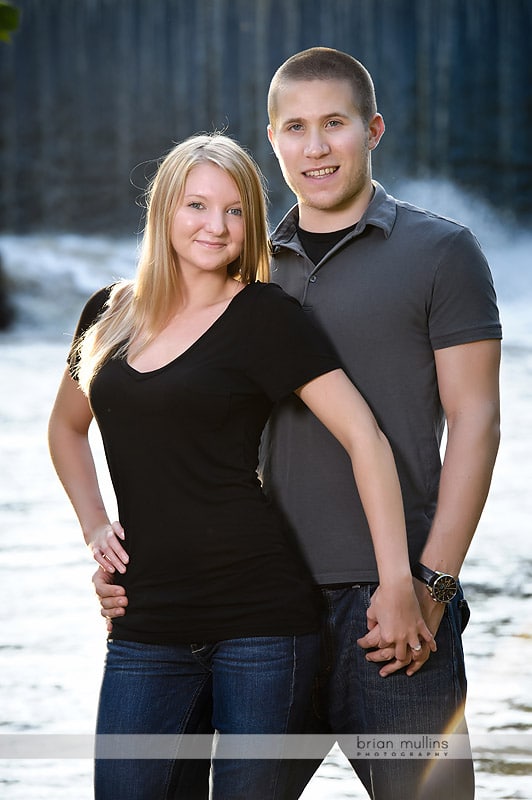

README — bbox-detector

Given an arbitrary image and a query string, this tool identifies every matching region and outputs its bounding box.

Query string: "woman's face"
[170,162,245,278]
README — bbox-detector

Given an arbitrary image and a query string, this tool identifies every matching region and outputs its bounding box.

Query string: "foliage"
[0,1,20,42]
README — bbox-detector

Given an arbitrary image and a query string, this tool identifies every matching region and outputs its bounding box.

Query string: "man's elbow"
[448,400,501,450]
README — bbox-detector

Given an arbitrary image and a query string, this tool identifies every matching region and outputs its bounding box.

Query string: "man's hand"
[92,567,128,633]
[358,580,441,677]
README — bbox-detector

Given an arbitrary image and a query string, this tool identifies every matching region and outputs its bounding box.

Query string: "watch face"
[432,574,458,602]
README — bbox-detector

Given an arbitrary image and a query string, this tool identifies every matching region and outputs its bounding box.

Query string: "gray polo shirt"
[261,182,502,585]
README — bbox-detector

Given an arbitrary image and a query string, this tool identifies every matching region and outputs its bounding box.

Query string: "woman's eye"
[189,201,204,210]
[228,208,242,216]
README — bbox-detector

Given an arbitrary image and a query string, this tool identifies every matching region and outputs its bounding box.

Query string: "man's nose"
[304,131,330,158]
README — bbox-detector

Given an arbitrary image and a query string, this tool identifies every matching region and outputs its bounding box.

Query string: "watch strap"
[412,561,437,585]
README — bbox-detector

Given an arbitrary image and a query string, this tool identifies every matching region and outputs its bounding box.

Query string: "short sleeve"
[67,286,112,378]
[429,227,502,350]
[245,283,341,401]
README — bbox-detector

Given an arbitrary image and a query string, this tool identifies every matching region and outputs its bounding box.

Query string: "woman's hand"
[357,581,437,676]
[86,520,129,574]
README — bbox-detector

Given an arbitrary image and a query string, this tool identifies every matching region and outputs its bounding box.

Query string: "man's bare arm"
[360,339,501,676]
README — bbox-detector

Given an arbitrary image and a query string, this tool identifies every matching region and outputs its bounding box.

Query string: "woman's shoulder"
[81,279,134,317]
[75,281,128,336]
[240,282,315,343]
[75,285,113,330]
[85,284,114,310]
[246,280,301,308]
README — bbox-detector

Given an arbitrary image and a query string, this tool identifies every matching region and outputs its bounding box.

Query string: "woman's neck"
[173,272,242,314]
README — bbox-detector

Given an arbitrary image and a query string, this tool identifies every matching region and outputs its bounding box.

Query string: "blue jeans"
[286,584,474,800]
[94,633,319,800]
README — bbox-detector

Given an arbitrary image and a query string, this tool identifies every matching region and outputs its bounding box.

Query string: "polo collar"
[270,182,397,251]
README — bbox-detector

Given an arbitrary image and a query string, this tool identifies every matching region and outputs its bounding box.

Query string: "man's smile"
[304,166,339,178]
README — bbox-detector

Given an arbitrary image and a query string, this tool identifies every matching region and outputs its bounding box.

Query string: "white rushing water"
[1,180,531,798]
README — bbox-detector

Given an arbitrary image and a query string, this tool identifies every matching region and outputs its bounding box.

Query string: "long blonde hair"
[75,133,271,393]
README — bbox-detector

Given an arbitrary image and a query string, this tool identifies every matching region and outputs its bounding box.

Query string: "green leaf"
[0,2,21,43]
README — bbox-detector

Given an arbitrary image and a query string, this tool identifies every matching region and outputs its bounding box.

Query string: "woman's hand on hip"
[87,520,128,574]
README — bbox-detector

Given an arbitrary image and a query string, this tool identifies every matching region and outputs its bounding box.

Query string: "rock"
[0,254,14,330]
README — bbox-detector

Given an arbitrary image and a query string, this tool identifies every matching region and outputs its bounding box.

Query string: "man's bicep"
[435,339,501,419]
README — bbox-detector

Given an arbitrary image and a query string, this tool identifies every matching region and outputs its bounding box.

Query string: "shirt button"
[309,276,317,283]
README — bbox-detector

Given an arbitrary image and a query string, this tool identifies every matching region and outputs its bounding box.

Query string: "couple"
[48,48,501,800]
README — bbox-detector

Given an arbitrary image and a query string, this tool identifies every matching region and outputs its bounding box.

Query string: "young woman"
[48,133,433,800]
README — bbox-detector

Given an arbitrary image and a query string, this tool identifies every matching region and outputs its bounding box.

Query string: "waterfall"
[0,0,531,235]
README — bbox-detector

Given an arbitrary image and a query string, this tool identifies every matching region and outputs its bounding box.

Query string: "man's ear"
[368,113,386,151]
[267,124,278,155]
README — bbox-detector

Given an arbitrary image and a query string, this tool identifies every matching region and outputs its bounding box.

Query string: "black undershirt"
[297,223,357,265]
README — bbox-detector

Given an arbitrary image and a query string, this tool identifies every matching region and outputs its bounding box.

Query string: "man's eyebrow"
[281,111,350,125]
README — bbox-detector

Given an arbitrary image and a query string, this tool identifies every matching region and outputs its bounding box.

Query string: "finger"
[106,529,128,561]
[379,657,412,678]
[93,548,116,573]
[365,647,396,663]
[395,640,410,662]
[104,530,129,570]
[366,608,378,627]
[357,629,384,650]
[92,567,126,595]
[357,631,376,650]
[98,584,126,598]
[420,628,437,652]
[100,604,125,620]
[357,625,395,651]
[406,657,429,676]
[103,550,127,574]
[97,544,128,574]
[111,520,125,540]
[404,640,433,675]
[406,650,432,676]
[100,594,128,611]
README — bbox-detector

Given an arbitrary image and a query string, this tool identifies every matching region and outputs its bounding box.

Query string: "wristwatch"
[412,562,458,603]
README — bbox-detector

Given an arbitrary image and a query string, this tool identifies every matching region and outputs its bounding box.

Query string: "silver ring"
[102,552,111,561]
[411,643,422,652]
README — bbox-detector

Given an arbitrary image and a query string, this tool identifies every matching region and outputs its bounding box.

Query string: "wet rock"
[0,254,14,330]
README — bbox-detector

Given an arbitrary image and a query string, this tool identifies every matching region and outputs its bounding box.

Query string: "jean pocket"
[458,596,471,633]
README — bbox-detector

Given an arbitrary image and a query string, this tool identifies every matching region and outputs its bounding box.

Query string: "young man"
[95,48,501,799]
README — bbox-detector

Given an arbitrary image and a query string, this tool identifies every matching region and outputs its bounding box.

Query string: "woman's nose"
[205,210,227,234]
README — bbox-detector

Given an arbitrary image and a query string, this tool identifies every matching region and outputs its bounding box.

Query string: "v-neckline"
[122,282,251,378]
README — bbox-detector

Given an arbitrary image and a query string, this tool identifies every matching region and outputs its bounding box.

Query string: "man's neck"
[298,180,375,233]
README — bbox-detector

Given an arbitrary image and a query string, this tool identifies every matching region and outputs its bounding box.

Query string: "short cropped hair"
[268,47,377,129]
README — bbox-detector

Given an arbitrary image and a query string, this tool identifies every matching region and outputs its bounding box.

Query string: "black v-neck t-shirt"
[71,281,340,643]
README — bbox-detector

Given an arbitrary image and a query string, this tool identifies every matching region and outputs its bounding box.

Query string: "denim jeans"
[285,584,474,800]
[94,633,319,800]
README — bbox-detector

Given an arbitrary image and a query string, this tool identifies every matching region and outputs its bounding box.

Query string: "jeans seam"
[162,670,212,800]
[269,636,298,798]
[311,591,335,721]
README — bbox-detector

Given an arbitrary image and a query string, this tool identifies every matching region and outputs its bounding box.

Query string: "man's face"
[268,78,383,229]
